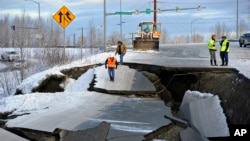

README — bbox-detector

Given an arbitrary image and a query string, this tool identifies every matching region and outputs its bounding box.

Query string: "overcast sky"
[0,0,249,40]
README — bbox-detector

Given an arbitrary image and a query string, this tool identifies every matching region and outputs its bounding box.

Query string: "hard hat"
[109,53,114,57]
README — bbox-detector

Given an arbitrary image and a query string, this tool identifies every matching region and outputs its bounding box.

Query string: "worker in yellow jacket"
[208,34,217,66]
[220,36,230,66]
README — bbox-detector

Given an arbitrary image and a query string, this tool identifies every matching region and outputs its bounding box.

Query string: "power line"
[161,0,236,5]
[161,20,237,25]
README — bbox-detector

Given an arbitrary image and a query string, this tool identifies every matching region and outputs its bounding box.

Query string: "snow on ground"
[0,68,94,114]
[0,45,250,129]
[0,63,7,70]
[0,52,111,115]
[230,59,250,79]
[64,69,95,92]
[4,91,124,132]
[15,52,108,94]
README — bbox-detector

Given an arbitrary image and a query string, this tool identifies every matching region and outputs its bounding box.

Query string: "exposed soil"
[1,63,250,140]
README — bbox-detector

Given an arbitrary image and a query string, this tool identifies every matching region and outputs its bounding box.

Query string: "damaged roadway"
[94,65,156,95]
[1,43,242,140]
[3,64,173,141]
[2,64,230,141]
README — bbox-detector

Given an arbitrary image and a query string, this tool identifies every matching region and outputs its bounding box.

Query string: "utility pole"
[191,18,202,43]
[120,0,122,38]
[236,0,239,38]
[103,0,204,50]
[104,0,106,51]
[81,27,83,60]
[154,0,157,23]
[73,33,75,47]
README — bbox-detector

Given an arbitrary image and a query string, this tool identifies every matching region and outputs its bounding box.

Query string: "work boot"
[210,60,213,66]
[220,61,224,66]
[214,60,218,66]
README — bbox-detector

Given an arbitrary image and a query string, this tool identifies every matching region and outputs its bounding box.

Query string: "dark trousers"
[220,52,228,65]
[119,53,125,65]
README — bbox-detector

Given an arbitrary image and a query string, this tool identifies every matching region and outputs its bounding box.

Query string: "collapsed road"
[1,43,250,141]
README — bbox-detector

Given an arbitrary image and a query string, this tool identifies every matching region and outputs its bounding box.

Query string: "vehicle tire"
[242,40,246,47]
[244,44,247,47]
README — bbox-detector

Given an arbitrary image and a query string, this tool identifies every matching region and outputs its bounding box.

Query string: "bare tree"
[172,35,188,44]
[239,19,248,35]
[43,18,64,47]
[96,27,103,47]
[160,28,170,44]
[212,22,230,39]
[107,31,120,45]
[0,15,10,47]
[194,34,204,43]
[87,19,96,48]
[0,72,13,96]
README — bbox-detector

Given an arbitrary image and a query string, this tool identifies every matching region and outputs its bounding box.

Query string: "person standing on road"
[115,41,127,65]
[220,36,230,66]
[105,54,118,81]
[208,34,218,66]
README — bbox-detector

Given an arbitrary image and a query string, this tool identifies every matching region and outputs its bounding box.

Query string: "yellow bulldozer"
[133,21,161,51]
[132,0,201,51]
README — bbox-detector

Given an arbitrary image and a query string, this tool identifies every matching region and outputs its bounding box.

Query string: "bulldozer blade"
[133,40,159,51]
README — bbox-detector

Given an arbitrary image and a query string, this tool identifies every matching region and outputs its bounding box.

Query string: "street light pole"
[25,0,41,46]
[25,0,41,27]
[119,0,122,38]
[236,0,239,38]
[190,18,202,43]
[104,0,106,50]
[194,28,198,43]
[81,27,83,60]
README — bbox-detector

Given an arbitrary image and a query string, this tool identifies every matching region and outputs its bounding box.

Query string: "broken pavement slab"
[5,121,110,141]
[5,92,172,141]
[55,121,110,141]
[179,127,209,141]
[177,90,230,137]
[0,128,29,141]
[93,65,156,95]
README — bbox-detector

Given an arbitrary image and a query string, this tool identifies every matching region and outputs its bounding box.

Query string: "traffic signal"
[11,25,15,31]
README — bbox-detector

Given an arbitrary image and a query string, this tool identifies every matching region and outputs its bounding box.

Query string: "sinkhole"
[2,63,250,140]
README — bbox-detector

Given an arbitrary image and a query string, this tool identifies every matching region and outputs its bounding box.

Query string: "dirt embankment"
[1,63,250,140]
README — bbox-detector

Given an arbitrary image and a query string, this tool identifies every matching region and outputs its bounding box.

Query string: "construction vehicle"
[132,0,202,51]
[133,21,161,51]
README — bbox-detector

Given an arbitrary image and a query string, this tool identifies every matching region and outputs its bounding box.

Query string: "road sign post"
[53,6,75,62]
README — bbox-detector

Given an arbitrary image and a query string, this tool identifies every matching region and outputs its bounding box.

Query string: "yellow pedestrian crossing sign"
[53,6,75,29]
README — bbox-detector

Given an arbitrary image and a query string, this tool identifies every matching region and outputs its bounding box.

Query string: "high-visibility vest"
[208,39,216,50]
[220,39,230,52]
[107,57,117,68]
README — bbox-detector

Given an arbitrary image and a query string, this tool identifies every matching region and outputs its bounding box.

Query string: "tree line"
[1,13,249,47]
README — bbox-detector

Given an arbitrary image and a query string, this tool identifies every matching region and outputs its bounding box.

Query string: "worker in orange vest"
[105,55,118,81]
